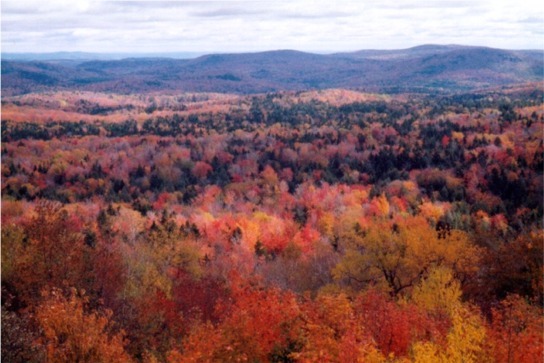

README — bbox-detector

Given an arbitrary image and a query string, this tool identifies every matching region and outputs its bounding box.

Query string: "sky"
[2,0,544,54]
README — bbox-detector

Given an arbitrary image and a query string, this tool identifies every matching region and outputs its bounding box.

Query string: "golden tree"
[34,288,132,363]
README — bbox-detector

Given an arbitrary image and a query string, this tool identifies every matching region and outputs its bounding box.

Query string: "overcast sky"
[2,0,543,54]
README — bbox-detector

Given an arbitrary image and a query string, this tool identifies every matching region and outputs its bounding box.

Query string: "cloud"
[2,0,543,53]
[190,6,265,18]
[519,17,544,24]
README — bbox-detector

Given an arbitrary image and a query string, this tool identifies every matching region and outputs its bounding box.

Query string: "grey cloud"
[281,11,353,20]
[2,4,40,15]
[519,17,543,24]
[191,7,265,18]
[373,0,474,10]
[104,1,200,9]
[190,1,357,20]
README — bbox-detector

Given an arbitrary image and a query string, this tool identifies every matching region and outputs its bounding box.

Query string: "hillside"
[2,45,542,95]
[2,85,543,361]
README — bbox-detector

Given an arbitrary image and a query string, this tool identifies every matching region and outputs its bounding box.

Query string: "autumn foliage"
[2,86,543,362]
[34,288,132,363]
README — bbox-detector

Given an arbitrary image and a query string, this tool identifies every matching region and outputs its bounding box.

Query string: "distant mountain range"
[2,51,205,61]
[2,45,543,95]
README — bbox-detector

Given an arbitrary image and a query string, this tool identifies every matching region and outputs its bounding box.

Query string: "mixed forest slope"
[2,45,542,95]
[2,84,543,362]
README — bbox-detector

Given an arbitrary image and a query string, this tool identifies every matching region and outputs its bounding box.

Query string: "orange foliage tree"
[4,200,90,305]
[177,285,302,362]
[34,288,132,363]
[485,294,544,363]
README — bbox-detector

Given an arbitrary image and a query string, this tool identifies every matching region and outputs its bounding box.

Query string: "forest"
[1,85,543,362]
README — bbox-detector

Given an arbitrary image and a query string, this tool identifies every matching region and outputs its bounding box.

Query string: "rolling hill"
[2,45,542,95]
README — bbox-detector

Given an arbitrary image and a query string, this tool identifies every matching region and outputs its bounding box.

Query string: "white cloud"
[2,0,543,53]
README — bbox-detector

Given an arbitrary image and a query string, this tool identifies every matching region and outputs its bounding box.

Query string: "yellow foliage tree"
[411,267,487,363]
[121,218,202,300]
[333,216,480,296]
[412,306,487,363]
[411,266,462,316]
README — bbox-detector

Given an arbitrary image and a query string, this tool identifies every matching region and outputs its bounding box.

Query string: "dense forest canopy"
[2,85,543,362]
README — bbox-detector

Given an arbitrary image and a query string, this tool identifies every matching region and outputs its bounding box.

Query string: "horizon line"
[3,44,543,62]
